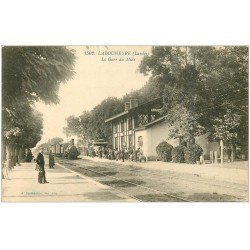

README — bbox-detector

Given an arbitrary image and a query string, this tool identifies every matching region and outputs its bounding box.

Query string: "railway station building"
[105,98,220,160]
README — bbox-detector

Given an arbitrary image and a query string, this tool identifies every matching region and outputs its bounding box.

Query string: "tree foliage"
[211,109,242,143]
[2,46,76,109]
[3,105,43,149]
[2,46,76,142]
[48,137,64,146]
[64,97,124,142]
[156,141,173,162]
[64,46,248,157]
[139,46,248,147]
[184,143,203,164]
[2,46,76,170]
[171,145,185,163]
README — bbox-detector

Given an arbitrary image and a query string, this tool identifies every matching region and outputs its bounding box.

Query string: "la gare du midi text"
[84,50,149,62]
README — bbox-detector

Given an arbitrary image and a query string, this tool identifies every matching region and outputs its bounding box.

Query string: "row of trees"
[63,70,165,145]
[63,97,124,145]
[139,46,248,157]
[64,46,248,159]
[2,47,76,175]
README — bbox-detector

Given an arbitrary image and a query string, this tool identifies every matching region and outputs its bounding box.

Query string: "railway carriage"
[47,139,80,159]
[50,144,56,154]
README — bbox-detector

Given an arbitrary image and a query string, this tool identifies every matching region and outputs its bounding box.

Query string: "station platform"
[82,155,248,187]
[2,162,136,202]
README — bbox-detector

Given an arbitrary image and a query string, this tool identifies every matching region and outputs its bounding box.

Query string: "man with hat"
[36,148,49,184]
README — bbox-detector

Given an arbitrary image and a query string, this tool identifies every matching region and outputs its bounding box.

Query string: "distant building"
[105,98,219,159]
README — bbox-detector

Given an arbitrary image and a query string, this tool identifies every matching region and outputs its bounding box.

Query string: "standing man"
[121,147,125,162]
[36,148,49,184]
[49,150,55,169]
[115,148,119,161]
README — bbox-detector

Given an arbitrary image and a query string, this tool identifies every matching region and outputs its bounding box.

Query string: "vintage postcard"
[1,46,248,202]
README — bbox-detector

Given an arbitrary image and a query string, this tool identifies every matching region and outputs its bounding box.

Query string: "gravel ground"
[56,157,248,202]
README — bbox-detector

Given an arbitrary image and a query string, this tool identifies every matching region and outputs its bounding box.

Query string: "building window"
[138,114,148,127]
[128,117,132,130]
[121,120,124,132]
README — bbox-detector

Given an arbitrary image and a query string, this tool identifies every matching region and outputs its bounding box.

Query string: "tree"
[48,137,64,146]
[2,46,76,171]
[19,109,43,149]
[63,113,91,139]
[64,97,124,143]
[211,109,241,142]
[90,97,124,141]
[139,46,248,153]
[3,106,43,168]
[2,46,76,109]
[139,46,208,143]
[202,47,248,158]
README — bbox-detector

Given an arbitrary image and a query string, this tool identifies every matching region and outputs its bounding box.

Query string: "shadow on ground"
[187,192,241,202]
[135,193,183,202]
[100,179,146,188]
[83,191,125,201]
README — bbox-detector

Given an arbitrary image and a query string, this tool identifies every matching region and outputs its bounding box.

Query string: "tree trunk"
[2,142,7,179]
[220,140,224,164]
[3,143,14,179]
[15,147,21,166]
[6,144,12,170]
[6,144,16,170]
[232,144,236,162]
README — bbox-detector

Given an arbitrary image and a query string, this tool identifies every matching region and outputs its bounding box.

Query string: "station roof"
[133,116,167,131]
[105,97,163,123]
[105,110,129,123]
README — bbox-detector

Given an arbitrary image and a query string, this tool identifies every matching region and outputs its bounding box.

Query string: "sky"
[35,46,151,144]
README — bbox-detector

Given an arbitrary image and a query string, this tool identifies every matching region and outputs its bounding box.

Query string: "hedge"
[171,145,185,163]
[156,141,173,162]
[184,143,203,164]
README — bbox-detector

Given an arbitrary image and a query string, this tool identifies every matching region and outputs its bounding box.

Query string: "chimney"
[130,99,138,108]
[125,102,130,111]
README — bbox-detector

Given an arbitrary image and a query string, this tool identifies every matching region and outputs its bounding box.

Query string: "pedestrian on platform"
[36,148,49,184]
[108,148,111,160]
[115,148,119,161]
[121,147,125,162]
[111,149,115,160]
[132,147,138,162]
[49,150,55,169]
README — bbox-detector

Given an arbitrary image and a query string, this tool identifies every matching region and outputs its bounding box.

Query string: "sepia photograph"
[1,45,249,202]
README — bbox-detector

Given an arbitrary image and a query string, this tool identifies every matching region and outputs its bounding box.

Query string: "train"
[44,139,81,160]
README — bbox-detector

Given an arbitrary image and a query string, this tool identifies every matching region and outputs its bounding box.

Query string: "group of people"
[35,149,55,184]
[34,145,145,184]
[87,146,145,163]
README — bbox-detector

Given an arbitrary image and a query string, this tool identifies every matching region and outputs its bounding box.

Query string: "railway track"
[86,160,248,194]
[54,157,247,201]
[57,161,192,202]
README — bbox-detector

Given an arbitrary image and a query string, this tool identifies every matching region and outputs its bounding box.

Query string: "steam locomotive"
[45,139,80,160]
